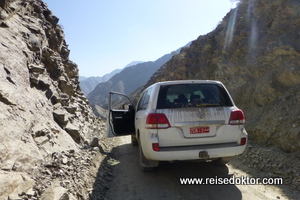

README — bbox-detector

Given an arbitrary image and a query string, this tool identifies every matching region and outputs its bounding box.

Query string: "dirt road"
[104,136,298,200]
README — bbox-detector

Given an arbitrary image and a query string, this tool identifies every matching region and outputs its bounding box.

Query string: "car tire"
[138,141,154,172]
[212,157,231,166]
[131,135,138,146]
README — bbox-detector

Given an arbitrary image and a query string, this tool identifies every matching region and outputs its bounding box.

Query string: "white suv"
[107,80,247,171]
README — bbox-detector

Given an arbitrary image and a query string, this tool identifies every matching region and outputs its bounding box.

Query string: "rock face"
[144,0,300,152]
[0,0,105,198]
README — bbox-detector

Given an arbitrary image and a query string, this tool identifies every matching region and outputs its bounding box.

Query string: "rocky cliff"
[144,0,300,152]
[0,0,106,199]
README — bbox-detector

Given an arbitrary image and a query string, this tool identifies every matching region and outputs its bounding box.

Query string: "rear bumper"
[141,127,248,162]
[144,143,247,161]
[140,127,248,161]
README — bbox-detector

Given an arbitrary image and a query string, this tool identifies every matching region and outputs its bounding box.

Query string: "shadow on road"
[99,141,243,200]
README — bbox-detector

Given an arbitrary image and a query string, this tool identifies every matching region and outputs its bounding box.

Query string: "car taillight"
[146,113,170,129]
[240,137,247,145]
[152,143,160,151]
[229,109,245,125]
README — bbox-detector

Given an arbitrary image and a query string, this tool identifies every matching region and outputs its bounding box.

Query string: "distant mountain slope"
[124,61,143,68]
[138,0,300,152]
[79,61,144,96]
[87,49,182,107]
[79,76,87,82]
[79,68,121,95]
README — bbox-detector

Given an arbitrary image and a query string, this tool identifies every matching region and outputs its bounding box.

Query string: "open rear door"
[107,92,135,137]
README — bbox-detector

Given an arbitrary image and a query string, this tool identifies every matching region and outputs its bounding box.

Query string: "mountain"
[87,47,184,109]
[79,62,143,95]
[79,68,121,95]
[137,0,300,153]
[124,61,144,68]
[79,75,87,82]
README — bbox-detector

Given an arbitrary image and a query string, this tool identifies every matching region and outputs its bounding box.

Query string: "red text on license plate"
[190,127,210,134]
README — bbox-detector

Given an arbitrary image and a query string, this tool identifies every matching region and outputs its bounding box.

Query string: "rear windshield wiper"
[195,103,222,107]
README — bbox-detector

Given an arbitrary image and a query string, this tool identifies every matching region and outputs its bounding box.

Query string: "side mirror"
[123,104,134,111]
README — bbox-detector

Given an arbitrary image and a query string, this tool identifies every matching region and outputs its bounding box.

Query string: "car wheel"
[131,135,138,146]
[212,157,231,166]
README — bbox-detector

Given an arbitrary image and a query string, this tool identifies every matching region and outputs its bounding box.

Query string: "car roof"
[151,80,222,86]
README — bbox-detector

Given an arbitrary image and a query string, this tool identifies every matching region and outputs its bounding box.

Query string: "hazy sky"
[43,0,235,77]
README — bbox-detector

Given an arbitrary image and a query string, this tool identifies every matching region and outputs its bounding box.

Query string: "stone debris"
[3,136,116,200]
[237,143,300,191]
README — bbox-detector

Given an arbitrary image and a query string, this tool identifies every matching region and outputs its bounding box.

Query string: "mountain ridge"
[79,61,144,95]
[87,45,187,109]
[79,68,121,95]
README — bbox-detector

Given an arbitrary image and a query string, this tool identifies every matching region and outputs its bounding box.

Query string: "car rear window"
[156,84,233,109]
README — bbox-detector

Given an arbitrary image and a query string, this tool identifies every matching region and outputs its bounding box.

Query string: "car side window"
[137,92,146,111]
[137,88,152,111]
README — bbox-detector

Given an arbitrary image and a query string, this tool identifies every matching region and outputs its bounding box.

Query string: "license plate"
[190,126,210,134]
